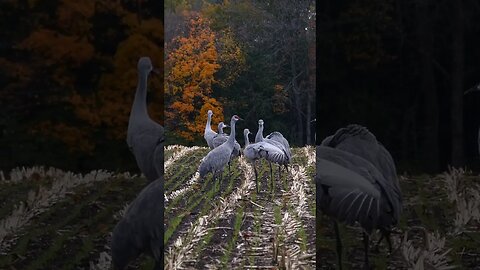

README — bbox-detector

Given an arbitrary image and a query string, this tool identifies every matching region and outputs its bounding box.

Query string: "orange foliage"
[165,12,224,141]
[16,0,163,152]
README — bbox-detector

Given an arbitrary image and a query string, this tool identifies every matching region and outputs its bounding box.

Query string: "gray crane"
[204,110,217,149]
[243,129,289,192]
[199,115,242,190]
[316,124,402,269]
[111,177,163,270]
[126,57,164,182]
[217,122,228,134]
[255,119,291,174]
[465,84,480,156]
[213,122,241,172]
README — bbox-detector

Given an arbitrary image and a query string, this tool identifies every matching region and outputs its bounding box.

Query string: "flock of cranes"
[107,56,413,269]
[200,110,291,193]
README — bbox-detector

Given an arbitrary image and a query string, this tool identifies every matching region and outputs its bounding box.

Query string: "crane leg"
[375,229,393,254]
[269,162,273,191]
[334,221,343,270]
[254,161,259,193]
[362,232,370,269]
[374,233,384,253]
[384,230,393,254]
[219,170,223,192]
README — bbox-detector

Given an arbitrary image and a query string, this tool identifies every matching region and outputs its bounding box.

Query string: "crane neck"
[132,71,149,118]
[206,114,212,130]
[244,132,250,147]
[228,119,236,145]
[255,124,264,142]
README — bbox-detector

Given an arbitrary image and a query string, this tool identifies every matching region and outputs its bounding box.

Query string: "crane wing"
[266,132,291,157]
[324,125,402,221]
[212,134,228,148]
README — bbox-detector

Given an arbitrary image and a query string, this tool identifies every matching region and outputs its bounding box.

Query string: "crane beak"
[225,124,230,128]
[152,68,161,75]
[465,85,480,95]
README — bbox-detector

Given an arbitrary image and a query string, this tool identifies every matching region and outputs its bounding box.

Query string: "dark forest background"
[164,0,316,147]
[0,0,163,173]
[316,0,480,173]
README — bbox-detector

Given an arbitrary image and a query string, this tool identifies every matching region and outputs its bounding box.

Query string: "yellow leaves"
[57,0,95,34]
[195,99,223,133]
[18,29,94,66]
[165,12,224,141]
[216,27,246,87]
[122,11,164,42]
[33,121,94,154]
[68,93,102,127]
[166,12,220,95]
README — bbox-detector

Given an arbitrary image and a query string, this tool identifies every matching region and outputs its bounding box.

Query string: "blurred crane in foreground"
[127,57,164,181]
[316,124,402,269]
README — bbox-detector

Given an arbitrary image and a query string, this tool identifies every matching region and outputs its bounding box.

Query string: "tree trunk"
[291,54,304,145]
[293,88,304,145]
[451,0,465,166]
[416,0,439,172]
[306,88,312,145]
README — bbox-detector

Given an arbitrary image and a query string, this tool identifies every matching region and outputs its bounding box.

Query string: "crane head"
[232,115,243,121]
[138,57,153,73]
[218,122,228,132]
[207,110,213,116]
[244,128,251,137]
[258,119,264,126]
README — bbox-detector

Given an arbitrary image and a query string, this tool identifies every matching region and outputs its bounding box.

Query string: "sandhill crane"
[255,119,265,143]
[127,57,164,182]
[217,122,228,134]
[244,129,289,192]
[111,178,163,270]
[199,115,242,190]
[316,124,402,269]
[213,122,241,172]
[465,84,480,155]
[255,119,291,173]
[204,110,217,149]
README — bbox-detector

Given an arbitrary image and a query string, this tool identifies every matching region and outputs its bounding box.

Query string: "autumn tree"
[0,0,163,171]
[165,12,242,142]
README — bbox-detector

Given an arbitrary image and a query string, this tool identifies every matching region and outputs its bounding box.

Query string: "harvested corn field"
[164,145,317,269]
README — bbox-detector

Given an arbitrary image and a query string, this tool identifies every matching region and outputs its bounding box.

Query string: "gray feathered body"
[199,142,233,178]
[266,131,291,160]
[199,116,239,179]
[204,129,217,149]
[204,113,217,149]
[316,124,402,233]
[127,118,164,181]
[244,141,289,165]
[212,134,241,157]
[111,178,163,270]
[127,57,164,182]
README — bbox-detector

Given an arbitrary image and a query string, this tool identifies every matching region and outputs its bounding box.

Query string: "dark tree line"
[317,0,480,173]
[0,0,163,173]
